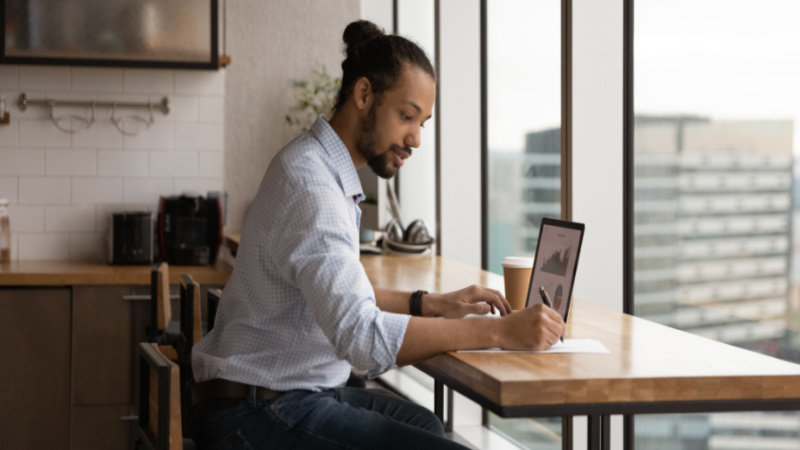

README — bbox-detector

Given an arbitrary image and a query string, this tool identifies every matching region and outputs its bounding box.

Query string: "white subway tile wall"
[0,66,225,261]
[18,234,70,260]
[0,120,19,147]
[0,177,18,203]
[71,178,123,204]
[18,66,71,91]
[99,151,148,177]
[72,122,124,149]
[20,177,70,204]
[71,67,123,92]
[8,205,44,232]
[46,149,97,176]
[0,66,18,89]
[123,179,174,205]
[0,149,44,175]
[69,234,107,262]
[45,206,97,232]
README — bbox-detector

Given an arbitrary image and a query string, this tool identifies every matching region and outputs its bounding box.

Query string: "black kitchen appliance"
[109,212,153,265]
[157,195,222,266]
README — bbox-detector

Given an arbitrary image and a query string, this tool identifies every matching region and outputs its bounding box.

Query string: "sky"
[488,0,560,152]
[488,0,800,155]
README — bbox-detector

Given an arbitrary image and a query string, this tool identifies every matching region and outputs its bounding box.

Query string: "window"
[632,0,800,446]
[486,0,564,447]
[487,0,562,273]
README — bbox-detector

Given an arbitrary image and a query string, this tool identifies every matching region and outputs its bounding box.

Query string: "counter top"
[224,232,241,256]
[0,260,233,286]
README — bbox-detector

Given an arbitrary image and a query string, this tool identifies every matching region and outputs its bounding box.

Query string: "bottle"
[0,198,9,263]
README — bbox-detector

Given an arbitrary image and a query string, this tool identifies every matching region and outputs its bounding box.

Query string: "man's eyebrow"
[404,101,432,121]
[404,101,422,113]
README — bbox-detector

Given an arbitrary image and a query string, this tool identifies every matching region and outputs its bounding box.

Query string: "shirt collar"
[310,115,365,204]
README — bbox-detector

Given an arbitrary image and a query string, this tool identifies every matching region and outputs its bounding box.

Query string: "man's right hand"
[397,302,567,366]
[499,305,565,351]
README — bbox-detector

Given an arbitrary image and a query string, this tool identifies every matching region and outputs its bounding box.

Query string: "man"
[191,20,565,450]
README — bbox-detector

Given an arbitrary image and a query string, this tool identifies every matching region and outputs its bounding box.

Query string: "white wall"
[571,0,625,448]
[0,65,224,261]
[359,0,394,230]
[224,0,361,232]
[572,0,624,313]
[360,0,393,30]
[396,0,438,239]
[439,0,482,267]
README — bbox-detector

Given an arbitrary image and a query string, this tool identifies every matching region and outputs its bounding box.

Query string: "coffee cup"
[502,257,534,310]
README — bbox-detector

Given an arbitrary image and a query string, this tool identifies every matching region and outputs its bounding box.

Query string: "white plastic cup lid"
[502,256,533,268]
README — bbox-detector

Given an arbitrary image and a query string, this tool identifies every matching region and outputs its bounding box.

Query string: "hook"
[48,101,93,134]
[111,102,152,137]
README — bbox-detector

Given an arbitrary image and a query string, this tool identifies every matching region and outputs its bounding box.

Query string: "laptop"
[524,218,585,324]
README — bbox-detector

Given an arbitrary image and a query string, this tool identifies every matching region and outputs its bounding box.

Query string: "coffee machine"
[109,212,153,265]
[157,195,222,265]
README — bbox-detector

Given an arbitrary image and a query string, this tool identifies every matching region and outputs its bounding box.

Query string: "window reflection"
[633,0,800,446]
[486,0,562,447]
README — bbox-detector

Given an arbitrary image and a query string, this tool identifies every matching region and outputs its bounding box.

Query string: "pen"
[538,286,564,343]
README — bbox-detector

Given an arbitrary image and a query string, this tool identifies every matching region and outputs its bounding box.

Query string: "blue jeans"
[192,387,470,449]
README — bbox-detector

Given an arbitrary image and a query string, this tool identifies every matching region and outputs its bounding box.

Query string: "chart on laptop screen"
[527,221,583,318]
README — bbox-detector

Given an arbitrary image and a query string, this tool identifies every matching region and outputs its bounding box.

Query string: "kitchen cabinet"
[0,261,230,449]
[0,288,71,450]
[72,286,151,407]
[71,284,222,449]
[71,405,138,450]
[3,0,219,69]
[71,285,171,449]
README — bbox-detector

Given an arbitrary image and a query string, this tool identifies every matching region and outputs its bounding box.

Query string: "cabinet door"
[0,288,71,450]
[72,285,150,406]
[71,405,137,450]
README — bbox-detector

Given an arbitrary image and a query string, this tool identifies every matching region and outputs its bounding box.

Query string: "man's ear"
[352,77,373,111]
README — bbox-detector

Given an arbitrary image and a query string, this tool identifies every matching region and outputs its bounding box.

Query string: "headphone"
[385,219,432,245]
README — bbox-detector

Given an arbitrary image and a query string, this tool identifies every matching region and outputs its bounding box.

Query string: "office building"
[488,128,562,275]
[633,116,798,448]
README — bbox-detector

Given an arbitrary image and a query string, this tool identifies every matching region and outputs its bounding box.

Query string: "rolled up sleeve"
[269,179,410,377]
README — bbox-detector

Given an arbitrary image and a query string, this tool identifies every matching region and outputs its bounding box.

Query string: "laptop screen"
[525,218,585,321]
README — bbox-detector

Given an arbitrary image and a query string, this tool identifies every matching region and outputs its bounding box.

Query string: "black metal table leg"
[562,416,573,450]
[624,414,635,450]
[587,415,611,450]
[444,387,454,433]
[434,379,444,423]
[587,415,601,450]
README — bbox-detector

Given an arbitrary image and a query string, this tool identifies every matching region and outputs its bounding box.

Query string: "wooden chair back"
[179,274,202,347]
[149,262,172,339]
[207,288,222,332]
[137,342,182,450]
[177,274,202,438]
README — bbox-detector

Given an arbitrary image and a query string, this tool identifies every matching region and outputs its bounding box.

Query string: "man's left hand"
[423,285,512,318]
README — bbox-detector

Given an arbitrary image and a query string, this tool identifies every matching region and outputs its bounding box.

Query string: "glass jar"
[0,198,10,263]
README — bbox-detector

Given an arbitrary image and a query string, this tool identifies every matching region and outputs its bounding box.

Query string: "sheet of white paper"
[458,339,610,354]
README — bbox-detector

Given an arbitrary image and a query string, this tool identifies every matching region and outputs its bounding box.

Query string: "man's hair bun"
[334,20,434,113]
[342,20,385,54]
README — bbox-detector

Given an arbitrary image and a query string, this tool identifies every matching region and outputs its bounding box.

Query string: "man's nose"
[406,125,421,149]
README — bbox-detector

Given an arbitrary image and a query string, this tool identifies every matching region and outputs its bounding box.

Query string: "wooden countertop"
[361,255,800,406]
[224,232,241,256]
[421,300,800,407]
[0,260,232,286]
[360,253,504,294]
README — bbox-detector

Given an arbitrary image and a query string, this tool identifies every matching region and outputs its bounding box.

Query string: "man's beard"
[356,104,407,179]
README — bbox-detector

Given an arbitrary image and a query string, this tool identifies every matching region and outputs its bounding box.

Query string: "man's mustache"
[389,144,412,157]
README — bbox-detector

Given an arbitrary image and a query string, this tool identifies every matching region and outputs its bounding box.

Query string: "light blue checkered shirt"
[192,116,410,391]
